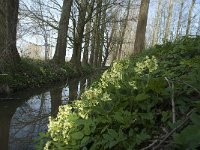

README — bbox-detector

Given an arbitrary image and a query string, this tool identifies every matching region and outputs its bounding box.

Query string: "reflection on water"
[50,88,62,117]
[0,77,94,150]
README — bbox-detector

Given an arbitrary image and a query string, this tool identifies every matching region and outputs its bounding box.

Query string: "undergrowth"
[0,59,94,94]
[38,37,200,149]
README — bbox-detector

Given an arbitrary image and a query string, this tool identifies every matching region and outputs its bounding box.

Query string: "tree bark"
[133,0,150,54]
[70,0,87,72]
[89,26,95,65]
[94,0,103,67]
[68,78,79,102]
[152,0,161,45]
[175,0,184,38]
[53,0,73,64]
[89,1,99,66]
[0,0,20,73]
[82,1,94,66]
[98,0,108,66]
[197,16,200,35]
[0,0,6,56]
[117,0,131,60]
[186,0,196,35]
[164,0,173,42]
[82,20,91,66]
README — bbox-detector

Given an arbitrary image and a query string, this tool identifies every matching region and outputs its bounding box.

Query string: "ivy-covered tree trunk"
[0,0,21,73]
[53,0,73,64]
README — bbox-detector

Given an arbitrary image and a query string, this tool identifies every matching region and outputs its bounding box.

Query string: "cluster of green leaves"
[0,58,95,94]
[40,37,200,149]
[11,59,75,90]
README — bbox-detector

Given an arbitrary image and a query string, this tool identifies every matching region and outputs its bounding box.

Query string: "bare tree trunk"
[186,0,196,36]
[152,0,161,45]
[82,1,94,66]
[94,0,103,67]
[44,34,49,60]
[53,0,73,64]
[175,0,184,38]
[89,18,96,66]
[102,29,114,67]
[114,39,120,60]
[89,1,97,66]
[164,0,173,42]
[0,0,20,73]
[0,0,6,55]
[133,0,150,54]
[102,26,114,67]
[109,11,119,62]
[38,0,49,61]
[98,0,108,66]
[70,0,87,72]
[102,33,109,67]
[197,16,200,35]
[68,78,79,102]
[89,26,95,65]
[117,0,131,60]
[82,20,91,66]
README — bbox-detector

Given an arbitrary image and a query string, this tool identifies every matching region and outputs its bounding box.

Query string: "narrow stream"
[0,77,94,150]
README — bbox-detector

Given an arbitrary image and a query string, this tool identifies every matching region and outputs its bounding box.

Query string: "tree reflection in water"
[0,77,92,150]
[9,92,51,150]
[50,88,62,118]
[0,101,17,150]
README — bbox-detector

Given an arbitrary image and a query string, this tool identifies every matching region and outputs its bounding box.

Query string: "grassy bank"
[40,37,200,149]
[0,58,94,95]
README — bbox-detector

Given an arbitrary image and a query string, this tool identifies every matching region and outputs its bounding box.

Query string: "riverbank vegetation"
[1,0,200,96]
[39,37,200,149]
[0,59,94,95]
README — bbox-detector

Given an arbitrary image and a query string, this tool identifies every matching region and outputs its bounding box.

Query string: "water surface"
[0,77,93,150]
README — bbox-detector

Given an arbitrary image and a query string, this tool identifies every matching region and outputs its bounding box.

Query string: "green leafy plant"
[39,37,200,149]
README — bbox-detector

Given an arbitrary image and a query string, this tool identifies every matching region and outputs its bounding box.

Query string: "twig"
[171,82,175,123]
[172,79,200,95]
[154,109,195,149]
[165,77,176,123]
[141,140,158,150]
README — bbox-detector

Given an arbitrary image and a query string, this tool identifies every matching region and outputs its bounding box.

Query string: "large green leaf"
[135,93,149,101]
[173,125,200,149]
[190,112,200,125]
[71,131,84,140]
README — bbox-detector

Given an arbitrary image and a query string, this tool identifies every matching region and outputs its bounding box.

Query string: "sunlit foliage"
[40,37,200,149]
